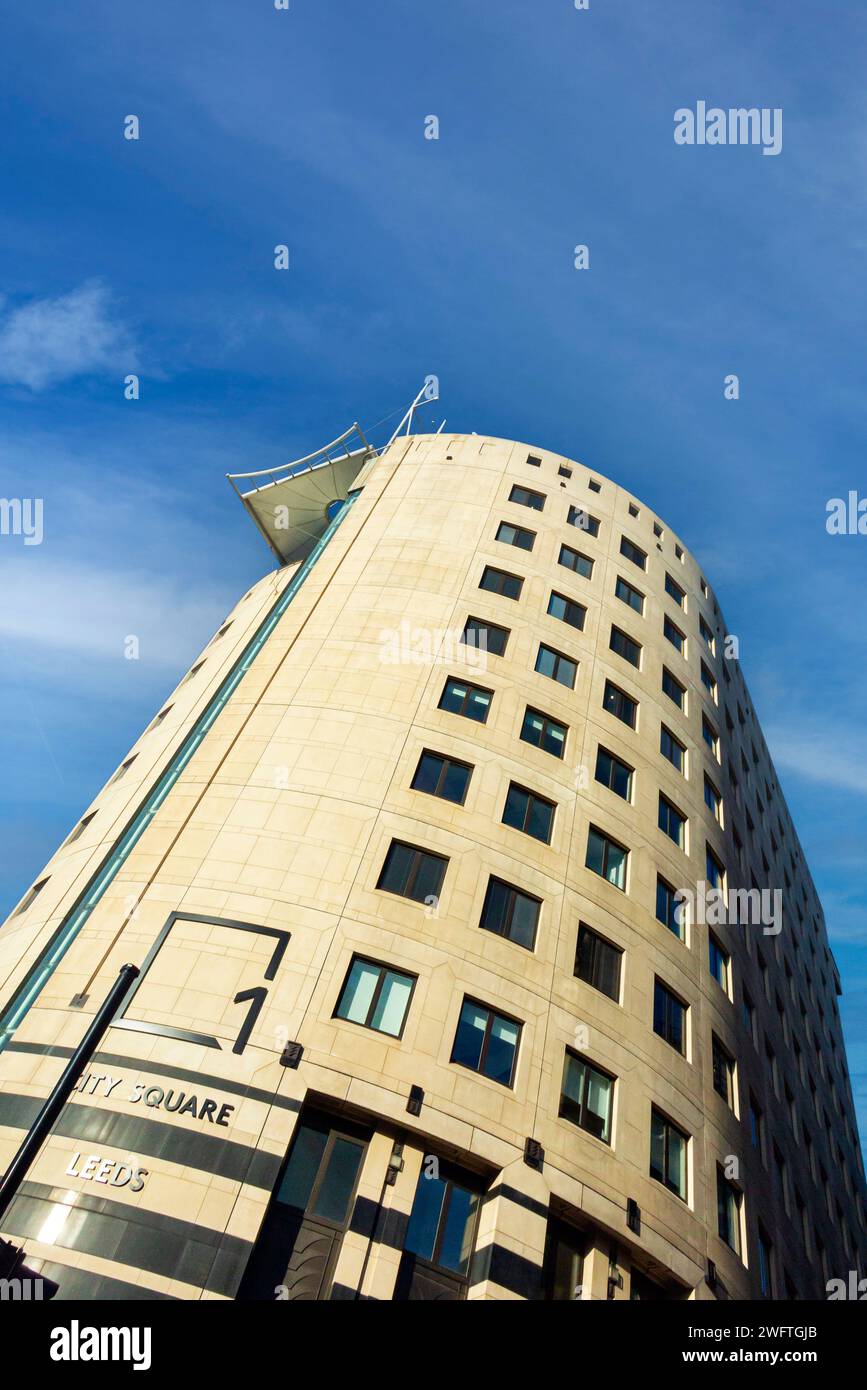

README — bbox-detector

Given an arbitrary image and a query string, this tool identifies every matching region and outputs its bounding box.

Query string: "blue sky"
[1,1,866,1149]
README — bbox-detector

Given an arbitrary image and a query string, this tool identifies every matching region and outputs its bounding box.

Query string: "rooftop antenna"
[386,379,441,448]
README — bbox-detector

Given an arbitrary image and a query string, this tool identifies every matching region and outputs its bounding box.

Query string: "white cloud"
[763,722,867,796]
[0,281,137,390]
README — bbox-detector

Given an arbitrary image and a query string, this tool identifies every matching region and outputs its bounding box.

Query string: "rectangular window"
[656,876,685,939]
[559,1051,614,1143]
[66,813,96,845]
[526,454,542,467]
[508,483,545,511]
[742,991,755,1042]
[411,750,473,805]
[662,668,685,709]
[439,677,492,723]
[595,746,633,801]
[653,979,686,1054]
[704,775,722,823]
[377,840,448,904]
[15,878,49,915]
[665,573,685,606]
[663,615,685,653]
[757,1227,774,1298]
[712,1034,736,1107]
[609,625,641,668]
[706,846,725,891]
[567,505,599,536]
[702,716,719,758]
[574,924,622,1001]
[650,1108,688,1200]
[603,680,637,729]
[558,543,593,578]
[451,998,521,1086]
[660,725,685,773]
[479,565,523,600]
[495,520,535,551]
[615,576,644,614]
[520,707,567,759]
[461,616,509,657]
[547,590,586,630]
[658,793,686,848]
[404,1166,480,1278]
[535,643,577,689]
[586,826,628,890]
[717,1167,742,1256]
[619,536,647,570]
[335,957,416,1037]
[479,876,541,951]
[502,782,556,843]
[749,1094,764,1155]
[700,661,717,700]
[709,933,730,992]
[700,616,716,653]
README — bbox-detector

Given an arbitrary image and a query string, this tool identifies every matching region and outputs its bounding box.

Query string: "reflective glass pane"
[276,1123,327,1210]
[404,1171,446,1263]
[312,1136,364,1223]
[371,970,413,1036]
[439,1185,478,1274]
[337,959,378,1025]
[452,1001,488,1071]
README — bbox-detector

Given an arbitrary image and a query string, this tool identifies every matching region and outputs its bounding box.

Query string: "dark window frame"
[334,955,418,1039]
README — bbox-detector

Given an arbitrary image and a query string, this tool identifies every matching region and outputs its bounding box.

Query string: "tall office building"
[0,428,863,1300]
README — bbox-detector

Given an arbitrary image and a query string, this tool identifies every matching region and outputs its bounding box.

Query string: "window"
[149,705,172,729]
[663,615,686,654]
[706,846,725,892]
[547,590,586,630]
[559,1052,614,1142]
[653,522,663,538]
[609,625,641,668]
[586,827,628,890]
[479,565,523,600]
[567,505,599,536]
[15,878,49,915]
[656,876,684,939]
[478,876,541,951]
[377,841,448,904]
[674,544,684,561]
[650,1108,688,1200]
[66,812,96,845]
[662,668,685,709]
[508,483,545,511]
[628,503,640,518]
[712,1034,736,1107]
[520,707,567,758]
[717,1168,742,1256]
[700,578,708,597]
[181,661,205,685]
[742,991,756,1042]
[110,755,137,785]
[439,677,492,723]
[709,934,730,992]
[574,924,622,1001]
[495,520,535,551]
[602,680,637,728]
[704,775,722,823]
[558,543,593,578]
[535,643,577,688]
[749,1095,764,1155]
[700,616,716,653]
[700,661,717,701]
[595,747,633,801]
[614,575,644,614]
[461,616,509,657]
[335,957,416,1037]
[451,999,521,1086]
[658,794,686,848]
[619,536,647,570]
[654,979,686,1054]
[502,783,555,843]
[660,725,685,773]
[702,716,719,759]
[526,454,542,467]
[411,750,473,804]
[588,478,602,493]
[558,465,572,478]
[758,1228,774,1298]
[403,1166,480,1279]
[665,573,685,607]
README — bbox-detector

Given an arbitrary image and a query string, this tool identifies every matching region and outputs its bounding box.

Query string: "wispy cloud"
[0,281,137,390]
[763,720,867,796]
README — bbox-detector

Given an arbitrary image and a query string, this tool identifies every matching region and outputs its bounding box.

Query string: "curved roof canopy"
[227,423,375,564]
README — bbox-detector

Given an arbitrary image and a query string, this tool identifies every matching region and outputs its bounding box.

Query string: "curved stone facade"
[0,432,863,1301]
